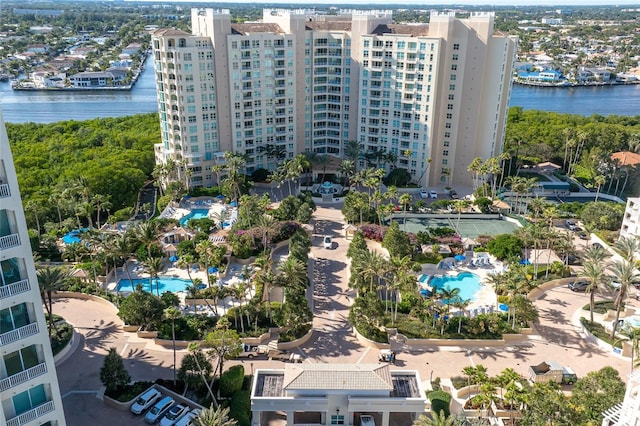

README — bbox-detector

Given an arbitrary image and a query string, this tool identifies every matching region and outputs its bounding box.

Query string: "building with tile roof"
[251,363,427,426]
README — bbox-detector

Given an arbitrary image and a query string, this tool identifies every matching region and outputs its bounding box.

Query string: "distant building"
[619,197,640,241]
[29,71,66,88]
[69,69,128,87]
[151,8,517,189]
[541,18,563,25]
[518,69,564,82]
[26,44,50,54]
[13,8,63,16]
[611,151,640,168]
[122,43,143,56]
[0,107,67,425]
[251,363,427,426]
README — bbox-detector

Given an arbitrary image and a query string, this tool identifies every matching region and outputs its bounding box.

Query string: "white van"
[131,388,162,415]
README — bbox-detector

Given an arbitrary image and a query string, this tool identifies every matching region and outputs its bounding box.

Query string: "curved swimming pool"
[179,209,210,226]
[429,272,482,303]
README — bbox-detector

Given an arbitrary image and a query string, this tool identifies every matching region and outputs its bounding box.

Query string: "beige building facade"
[151,9,516,189]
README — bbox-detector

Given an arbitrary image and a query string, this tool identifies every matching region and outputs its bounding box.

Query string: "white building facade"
[251,363,428,426]
[601,370,640,426]
[620,197,640,242]
[151,9,517,189]
[0,108,67,425]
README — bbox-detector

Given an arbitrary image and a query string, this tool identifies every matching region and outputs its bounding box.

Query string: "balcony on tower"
[0,302,39,346]
[0,258,30,301]
[0,160,9,198]
[0,209,20,251]
[3,382,56,426]
[1,344,48,392]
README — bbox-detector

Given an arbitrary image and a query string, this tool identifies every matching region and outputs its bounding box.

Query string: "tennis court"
[393,215,520,239]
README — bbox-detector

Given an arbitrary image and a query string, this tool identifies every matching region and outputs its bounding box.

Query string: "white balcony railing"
[7,400,55,426]
[0,362,48,392]
[0,322,39,345]
[0,233,20,250]
[0,183,10,198]
[0,279,31,299]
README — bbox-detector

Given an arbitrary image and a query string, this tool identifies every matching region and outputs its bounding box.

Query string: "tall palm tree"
[193,405,237,426]
[594,175,606,201]
[278,257,308,292]
[582,262,606,325]
[610,259,640,339]
[356,250,385,293]
[144,256,165,296]
[468,157,483,191]
[196,240,215,288]
[164,307,181,386]
[133,221,162,259]
[37,266,70,335]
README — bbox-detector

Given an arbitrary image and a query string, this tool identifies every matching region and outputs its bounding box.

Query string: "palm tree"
[413,411,454,426]
[37,266,70,335]
[193,405,237,426]
[468,157,483,191]
[144,256,165,296]
[278,257,308,292]
[594,175,606,201]
[615,236,640,262]
[164,307,181,386]
[610,259,640,339]
[133,221,162,259]
[196,240,215,288]
[582,262,606,325]
[356,250,385,293]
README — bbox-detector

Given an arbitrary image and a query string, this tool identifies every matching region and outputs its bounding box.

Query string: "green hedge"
[106,381,154,402]
[229,389,251,426]
[428,390,451,417]
[220,365,245,397]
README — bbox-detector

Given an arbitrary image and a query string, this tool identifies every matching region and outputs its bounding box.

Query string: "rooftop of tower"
[151,28,192,37]
[371,24,430,37]
[231,23,285,35]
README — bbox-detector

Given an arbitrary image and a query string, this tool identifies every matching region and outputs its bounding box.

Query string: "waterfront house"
[122,43,143,56]
[69,69,128,88]
[30,71,66,88]
[251,363,428,426]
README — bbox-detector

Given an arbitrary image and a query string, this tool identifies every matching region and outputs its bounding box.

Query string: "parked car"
[568,280,589,292]
[577,231,588,240]
[592,242,603,249]
[160,404,190,426]
[566,219,577,230]
[323,236,333,249]
[449,189,459,199]
[419,188,429,199]
[145,396,175,424]
[429,189,438,199]
[175,410,199,426]
[131,388,162,415]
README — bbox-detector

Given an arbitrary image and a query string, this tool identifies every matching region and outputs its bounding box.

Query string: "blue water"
[429,272,482,303]
[1,56,639,124]
[179,209,210,226]
[116,277,192,293]
[62,228,88,244]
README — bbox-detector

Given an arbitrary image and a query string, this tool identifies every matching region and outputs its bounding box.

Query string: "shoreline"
[513,79,640,88]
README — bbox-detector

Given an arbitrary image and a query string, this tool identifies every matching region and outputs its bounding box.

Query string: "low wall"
[154,338,199,349]
[137,330,158,339]
[354,327,390,349]
[103,383,203,412]
[277,328,314,350]
[527,278,576,301]
[51,291,119,313]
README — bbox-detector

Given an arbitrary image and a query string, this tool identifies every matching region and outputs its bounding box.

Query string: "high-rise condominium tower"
[0,108,67,425]
[151,9,516,189]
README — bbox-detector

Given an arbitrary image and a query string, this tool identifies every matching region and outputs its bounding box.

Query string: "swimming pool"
[62,228,89,244]
[429,272,482,303]
[180,209,210,226]
[116,277,193,293]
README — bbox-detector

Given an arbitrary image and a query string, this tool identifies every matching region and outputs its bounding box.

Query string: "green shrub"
[580,317,622,348]
[50,322,73,356]
[229,389,251,426]
[581,300,621,314]
[220,365,245,397]
[278,323,312,342]
[106,381,154,402]
[428,390,451,417]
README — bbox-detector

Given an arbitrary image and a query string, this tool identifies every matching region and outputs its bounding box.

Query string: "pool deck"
[107,260,254,316]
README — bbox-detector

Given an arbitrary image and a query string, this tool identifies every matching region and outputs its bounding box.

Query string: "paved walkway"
[53,204,637,424]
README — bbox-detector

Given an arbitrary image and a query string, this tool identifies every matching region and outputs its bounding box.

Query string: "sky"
[128,0,640,5]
